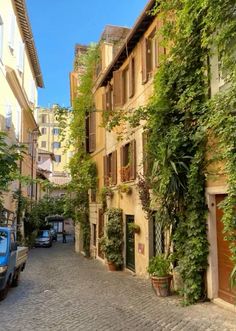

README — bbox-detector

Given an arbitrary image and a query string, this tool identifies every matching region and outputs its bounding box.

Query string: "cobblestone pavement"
[1,241,236,331]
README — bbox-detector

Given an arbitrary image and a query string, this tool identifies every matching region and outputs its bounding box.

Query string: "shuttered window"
[129,57,135,98]
[142,27,165,84]
[8,12,16,51]
[103,151,117,186]
[113,70,123,108]
[89,111,96,153]
[120,140,136,182]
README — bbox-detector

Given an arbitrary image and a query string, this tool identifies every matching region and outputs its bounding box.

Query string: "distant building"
[35,106,73,196]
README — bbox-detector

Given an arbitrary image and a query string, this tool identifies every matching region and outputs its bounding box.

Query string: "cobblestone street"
[1,242,236,331]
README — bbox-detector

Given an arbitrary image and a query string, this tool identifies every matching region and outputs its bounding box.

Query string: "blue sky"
[26,0,149,108]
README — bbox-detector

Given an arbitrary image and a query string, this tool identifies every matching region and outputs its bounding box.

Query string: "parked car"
[0,227,28,300]
[50,229,57,241]
[35,230,52,248]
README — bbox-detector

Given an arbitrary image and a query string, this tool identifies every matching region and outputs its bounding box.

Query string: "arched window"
[0,15,3,62]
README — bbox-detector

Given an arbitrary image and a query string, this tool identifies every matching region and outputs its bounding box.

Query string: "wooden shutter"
[111,150,117,185]
[129,57,135,98]
[113,70,123,108]
[103,155,108,186]
[130,140,136,180]
[89,111,96,153]
[142,38,148,84]
[120,146,124,182]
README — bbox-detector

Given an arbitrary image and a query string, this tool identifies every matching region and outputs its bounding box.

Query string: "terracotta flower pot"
[107,261,117,271]
[151,275,173,297]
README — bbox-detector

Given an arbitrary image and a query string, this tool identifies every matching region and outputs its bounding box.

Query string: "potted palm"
[100,208,123,271]
[147,254,172,297]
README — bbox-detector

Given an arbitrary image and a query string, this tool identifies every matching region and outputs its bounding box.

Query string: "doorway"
[126,215,135,271]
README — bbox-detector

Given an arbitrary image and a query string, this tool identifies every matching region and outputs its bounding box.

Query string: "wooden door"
[98,209,104,259]
[126,215,135,271]
[216,194,236,304]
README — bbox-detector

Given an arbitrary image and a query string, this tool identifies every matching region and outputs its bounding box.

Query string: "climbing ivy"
[55,44,99,257]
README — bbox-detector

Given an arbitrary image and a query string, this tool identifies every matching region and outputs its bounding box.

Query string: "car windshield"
[38,230,50,238]
[0,231,7,255]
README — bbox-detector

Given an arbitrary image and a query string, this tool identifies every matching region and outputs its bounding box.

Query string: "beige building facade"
[0,0,43,225]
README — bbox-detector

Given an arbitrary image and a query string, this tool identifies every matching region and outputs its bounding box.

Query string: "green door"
[126,215,135,271]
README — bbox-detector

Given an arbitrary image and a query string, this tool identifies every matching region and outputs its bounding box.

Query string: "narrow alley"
[1,242,236,331]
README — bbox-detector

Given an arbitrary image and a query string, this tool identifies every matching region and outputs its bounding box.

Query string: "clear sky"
[26,0,149,108]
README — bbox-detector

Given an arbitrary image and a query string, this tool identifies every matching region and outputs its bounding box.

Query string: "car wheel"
[12,273,20,287]
[0,282,9,301]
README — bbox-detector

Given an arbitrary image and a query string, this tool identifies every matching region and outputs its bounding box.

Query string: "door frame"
[206,186,228,301]
[125,215,135,272]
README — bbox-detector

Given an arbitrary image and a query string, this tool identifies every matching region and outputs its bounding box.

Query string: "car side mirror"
[11,242,18,252]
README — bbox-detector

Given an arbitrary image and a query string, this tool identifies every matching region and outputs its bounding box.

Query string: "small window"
[122,67,129,104]
[52,142,61,149]
[8,12,16,51]
[41,114,47,124]
[55,155,61,163]
[52,128,60,135]
[0,16,3,62]
[41,141,46,148]
[41,128,47,135]
[38,156,41,162]
[120,140,136,182]
[5,105,12,129]
[104,151,117,186]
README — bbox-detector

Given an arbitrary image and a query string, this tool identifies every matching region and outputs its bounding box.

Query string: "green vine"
[55,44,99,257]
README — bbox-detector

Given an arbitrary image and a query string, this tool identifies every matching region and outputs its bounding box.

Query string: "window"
[92,224,97,246]
[112,57,136,108]
[142,27,165,84]
[122,67,129,104]
[55,155,61,163]
[104,151,117,186]
[41,128,47,135]
[8,12,16,51]
[52,142,61,149]
[41,141,46,148]
[86,111,96,153]
[15,105,21,140]
[41,114,47,124]
[129,57,135,98]
[0,231,7,255]
[120,140,136,182]
[0,16,3,62]
[5,105,12,129]
[52,128,60,135]
[38,156,41,162]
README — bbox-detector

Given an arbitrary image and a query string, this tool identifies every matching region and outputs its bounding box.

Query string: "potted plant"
[117,184,132,195]
[147,254,172,297]
[128,223,141,234]
[100,208,123,271]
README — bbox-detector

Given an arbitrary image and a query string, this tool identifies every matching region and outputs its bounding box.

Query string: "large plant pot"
[151,275,173,297]
[107,261,117,271]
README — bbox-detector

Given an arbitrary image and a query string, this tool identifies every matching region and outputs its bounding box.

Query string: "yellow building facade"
[35,106,73,189]
[0,0,43,224]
